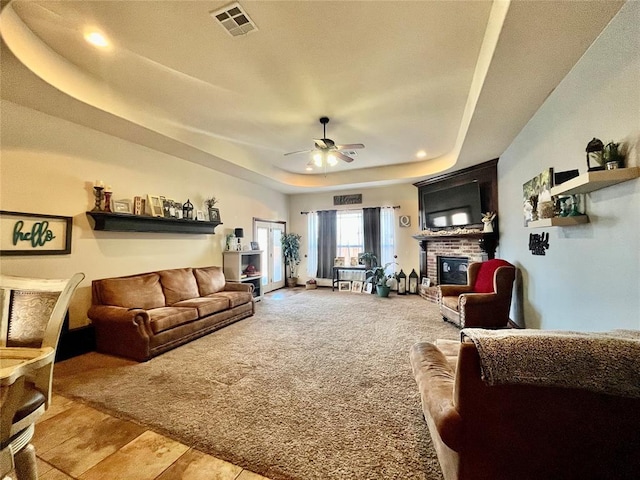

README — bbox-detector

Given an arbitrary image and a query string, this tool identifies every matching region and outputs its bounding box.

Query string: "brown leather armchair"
[410,337,640,480]
[438,259,515,328]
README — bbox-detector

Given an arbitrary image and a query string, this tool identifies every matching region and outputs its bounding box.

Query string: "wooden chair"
[0,273,84,480]
[438,259,515,329]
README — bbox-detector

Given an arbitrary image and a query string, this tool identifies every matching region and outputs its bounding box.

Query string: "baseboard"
[56,325,96,362]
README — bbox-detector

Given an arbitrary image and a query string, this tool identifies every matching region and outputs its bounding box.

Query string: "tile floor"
[6,394,272,480]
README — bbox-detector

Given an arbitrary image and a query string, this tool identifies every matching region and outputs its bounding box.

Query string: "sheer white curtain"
[307,212,318,277]
[380,207,396,267]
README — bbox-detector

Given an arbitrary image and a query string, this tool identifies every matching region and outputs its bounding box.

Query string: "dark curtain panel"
[317,210,337,279]
[363,207,381,265]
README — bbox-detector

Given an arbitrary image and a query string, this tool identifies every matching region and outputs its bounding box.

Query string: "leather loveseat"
[88,266,254,361]
[409,333,640,480]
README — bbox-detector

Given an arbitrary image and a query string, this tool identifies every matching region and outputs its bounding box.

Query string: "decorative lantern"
[234,228,244,251]
[397,269,407,295]
[586,138,604,172]
[182,199,194,220]
[408,269,419,294]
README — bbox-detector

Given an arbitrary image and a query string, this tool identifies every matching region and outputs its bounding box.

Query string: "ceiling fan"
[284,117,364,165]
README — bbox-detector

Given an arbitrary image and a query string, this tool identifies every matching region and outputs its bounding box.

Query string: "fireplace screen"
[438,256,469,285]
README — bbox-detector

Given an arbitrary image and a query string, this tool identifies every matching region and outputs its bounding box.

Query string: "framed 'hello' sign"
[0,210,73,256]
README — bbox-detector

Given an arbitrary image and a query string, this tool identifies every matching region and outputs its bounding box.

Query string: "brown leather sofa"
[88,266,254,361]
[410,338,640,480]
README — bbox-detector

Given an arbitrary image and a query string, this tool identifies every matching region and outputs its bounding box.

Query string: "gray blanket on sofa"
[461,328,640,398]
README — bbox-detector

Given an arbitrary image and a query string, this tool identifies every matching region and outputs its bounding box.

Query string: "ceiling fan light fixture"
[327,154,338,166]
[416,150,427,159]
[313,152,323,167]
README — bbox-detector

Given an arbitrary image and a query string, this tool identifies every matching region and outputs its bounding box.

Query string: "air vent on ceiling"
[211,2,258,37]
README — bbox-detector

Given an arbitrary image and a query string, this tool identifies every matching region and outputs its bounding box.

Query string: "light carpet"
[54,289,459,480]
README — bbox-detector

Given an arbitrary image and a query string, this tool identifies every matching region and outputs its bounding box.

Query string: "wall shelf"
[86,212,222,234]
[550,167,639,196]
[527,215,589,228]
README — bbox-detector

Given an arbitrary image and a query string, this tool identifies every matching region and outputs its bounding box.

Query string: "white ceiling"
[0,0,625,193]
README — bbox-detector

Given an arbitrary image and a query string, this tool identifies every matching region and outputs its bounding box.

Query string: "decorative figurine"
[482,212,496,233]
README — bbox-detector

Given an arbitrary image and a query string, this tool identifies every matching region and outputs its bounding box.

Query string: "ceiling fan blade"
[313,139,328,149]
[336,143,365,150]
[334,151,354,163]
[284,149,313,156]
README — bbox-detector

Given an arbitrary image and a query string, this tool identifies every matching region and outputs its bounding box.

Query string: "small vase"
[375,285,390,297]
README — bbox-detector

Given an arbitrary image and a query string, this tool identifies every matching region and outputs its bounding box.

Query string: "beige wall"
[288,184,420,286]
[497,1,639,330]
[0,101,289,328]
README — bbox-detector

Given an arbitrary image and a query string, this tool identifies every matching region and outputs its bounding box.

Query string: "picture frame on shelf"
[112,199,132,214]
[363,282,373,294]
[250,241,260,250]
[334,257,345,267]
[196,210,205,221]
[338,281,351,292]
[350,257,359,267]
[351,280,363,293]
[421,277,431,288]
[147,195,163,217]
[209,208,220,222]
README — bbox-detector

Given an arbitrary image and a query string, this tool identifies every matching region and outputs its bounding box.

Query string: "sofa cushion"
[473,259,513,293]
[194,266,226,296]
[99,273,165,309]
[173,297,230,317]
[209,291,253,308]
[158,268,200,305]
[147,306,199,334]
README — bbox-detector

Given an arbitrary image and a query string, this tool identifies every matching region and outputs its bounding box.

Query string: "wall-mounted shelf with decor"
[86,212,222,234]
[550,167,639,196]
[527,215,589,228]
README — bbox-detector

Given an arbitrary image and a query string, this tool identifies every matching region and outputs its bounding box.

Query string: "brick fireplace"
[413,159,499,304]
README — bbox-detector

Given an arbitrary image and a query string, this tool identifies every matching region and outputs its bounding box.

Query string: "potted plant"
[358,252,378,270]
[204,196,219,222]
[365,262,396,297]
[281,233,301,287]
[602,142,625,170]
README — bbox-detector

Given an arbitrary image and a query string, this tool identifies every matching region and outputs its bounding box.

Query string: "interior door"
[254,220,285,293]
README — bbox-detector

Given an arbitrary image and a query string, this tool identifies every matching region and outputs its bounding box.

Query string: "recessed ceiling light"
[416,150,427,159]
[84,31,109,48]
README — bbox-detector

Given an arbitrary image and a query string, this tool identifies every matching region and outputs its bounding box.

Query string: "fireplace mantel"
[412,232,484,241]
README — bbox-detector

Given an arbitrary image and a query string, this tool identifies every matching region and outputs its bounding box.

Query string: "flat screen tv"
[422,182,483,229]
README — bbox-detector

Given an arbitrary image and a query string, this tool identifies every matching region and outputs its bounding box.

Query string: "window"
[336,210,363,263]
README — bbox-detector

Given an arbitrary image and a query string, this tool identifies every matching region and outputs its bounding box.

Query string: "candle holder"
[103,190,112,212]
[92,186,104,211]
